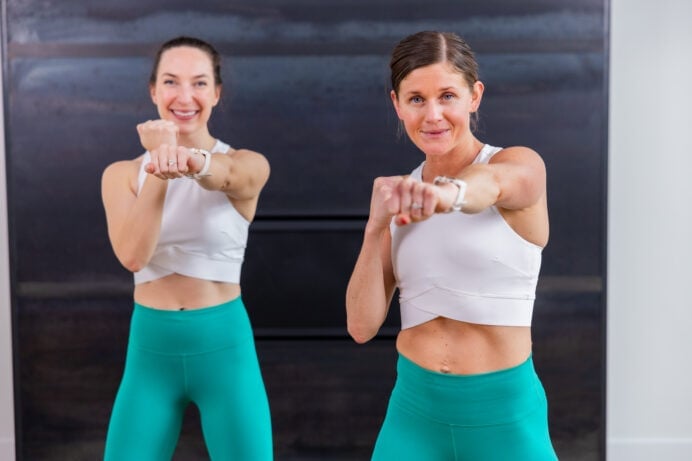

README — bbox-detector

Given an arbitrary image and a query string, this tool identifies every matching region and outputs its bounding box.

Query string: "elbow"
[118,253,147,273]
[347,322,377,344]
[121,259,143,273]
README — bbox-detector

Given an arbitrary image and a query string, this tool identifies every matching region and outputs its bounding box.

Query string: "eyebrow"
[161,72,211,79]
[403,86,457,96]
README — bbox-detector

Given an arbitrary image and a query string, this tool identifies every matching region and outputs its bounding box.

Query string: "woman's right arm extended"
[101,160,168,273]
[346,176,400,344]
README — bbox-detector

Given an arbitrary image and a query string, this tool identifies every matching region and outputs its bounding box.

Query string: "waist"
[129,296,253,354]
[134,273,241,310]
[397,317,532,374]
[390,352,544,426]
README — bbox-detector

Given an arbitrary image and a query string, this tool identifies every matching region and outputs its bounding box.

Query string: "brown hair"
[390,31,480,130]
[389,31,479,94]
[149,36,223,87]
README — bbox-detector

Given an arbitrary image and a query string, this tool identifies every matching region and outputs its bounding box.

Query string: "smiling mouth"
[422,129,449,136]
[171,109,199,118]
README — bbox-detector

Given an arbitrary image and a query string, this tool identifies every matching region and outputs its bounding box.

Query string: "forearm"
[454,165,501,214]
[346,225,394,343]
[112,177,168,272]
[194,151,270,200]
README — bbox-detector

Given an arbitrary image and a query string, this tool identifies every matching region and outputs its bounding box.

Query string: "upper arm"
[219,148,270,200]
[380,228,397,306]
[487,146,546,210]
[101,160,139,246]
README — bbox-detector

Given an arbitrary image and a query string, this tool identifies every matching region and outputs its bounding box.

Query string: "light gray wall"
[608,0,692,459]
[0,31,17,460]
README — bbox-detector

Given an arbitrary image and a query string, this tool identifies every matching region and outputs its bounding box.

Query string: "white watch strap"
[187,148,212,179]
[434,176,467,212]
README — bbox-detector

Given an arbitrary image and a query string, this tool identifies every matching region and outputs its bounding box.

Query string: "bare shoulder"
[103,158,140,179]
[227,147,270,179]
[228,147,267,161]
[490,146,543,164]
[101,158,141,194]
[490,146,545,174]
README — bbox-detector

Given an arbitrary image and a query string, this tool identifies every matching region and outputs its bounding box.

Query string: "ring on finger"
[167,160,177,166]
[411,202,423,210]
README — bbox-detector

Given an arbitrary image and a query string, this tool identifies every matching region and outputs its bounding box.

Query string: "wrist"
[434,176,467,212]
[186,148,212,179]
[364,220,389,237]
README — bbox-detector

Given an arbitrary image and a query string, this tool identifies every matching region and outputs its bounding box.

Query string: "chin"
[416,143,452,157]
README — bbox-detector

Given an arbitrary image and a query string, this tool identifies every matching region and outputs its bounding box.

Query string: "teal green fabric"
[372,354,558,461]
[104,297,272,460]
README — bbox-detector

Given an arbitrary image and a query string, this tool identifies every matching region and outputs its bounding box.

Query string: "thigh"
[104,349,187,461]
[372,400,453,461]
[188,339,273,461]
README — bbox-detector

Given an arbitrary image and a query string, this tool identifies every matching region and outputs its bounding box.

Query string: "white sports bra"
[133,140,249,285]
[390,144,543,328]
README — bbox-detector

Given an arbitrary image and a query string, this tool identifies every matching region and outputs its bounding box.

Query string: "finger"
[398,177,417,213]
[394,213,411,226]
[157,145,177,175]
[384,188,401,215]
[409,182,426,219]
[422,185,437,216]
[176,147,191,175]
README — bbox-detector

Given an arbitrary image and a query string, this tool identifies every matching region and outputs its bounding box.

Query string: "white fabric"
[391,144,542,328]
[133,140,249,284]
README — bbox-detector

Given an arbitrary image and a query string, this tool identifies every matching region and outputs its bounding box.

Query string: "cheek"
[155,90,174,105]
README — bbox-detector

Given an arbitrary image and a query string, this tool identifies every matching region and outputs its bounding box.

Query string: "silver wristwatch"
[433,176,468,212]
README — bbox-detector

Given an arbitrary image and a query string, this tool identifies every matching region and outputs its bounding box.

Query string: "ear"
[213,85,222,107]
[470,80,484,112]
[390,90,402,119]
[149,84,157,105]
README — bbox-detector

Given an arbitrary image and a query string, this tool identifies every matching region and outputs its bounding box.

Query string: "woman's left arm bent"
[455,146,546,214]
[195,149,270,201]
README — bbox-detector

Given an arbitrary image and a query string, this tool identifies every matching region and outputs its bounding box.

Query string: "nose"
[177,84,194,103]
[424,101,443,122]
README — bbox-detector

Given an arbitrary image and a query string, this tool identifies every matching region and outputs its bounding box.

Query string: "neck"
[423,137,484,181]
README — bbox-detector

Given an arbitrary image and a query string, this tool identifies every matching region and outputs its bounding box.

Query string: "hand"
[144,145,205,180]
[137,119,178,152]
[368,176,449,228]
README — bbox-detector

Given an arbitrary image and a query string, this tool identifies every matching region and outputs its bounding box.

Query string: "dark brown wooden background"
[3,1,607,459]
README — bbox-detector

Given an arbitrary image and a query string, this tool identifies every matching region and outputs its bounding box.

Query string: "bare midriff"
[134,273,241,310]
[396,317,532,375]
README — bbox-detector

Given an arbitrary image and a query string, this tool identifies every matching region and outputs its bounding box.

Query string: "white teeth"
[174,110,196,117]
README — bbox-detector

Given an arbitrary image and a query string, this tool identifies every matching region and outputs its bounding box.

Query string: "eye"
[441,93,456,101]
[194,81,208,88]
[409,95,424,104]
[162,79,176,86]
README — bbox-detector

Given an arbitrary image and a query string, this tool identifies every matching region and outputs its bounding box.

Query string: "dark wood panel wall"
[3,1,607,459]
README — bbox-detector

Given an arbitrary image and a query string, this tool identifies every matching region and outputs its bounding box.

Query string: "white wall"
[608,0,692,459]
[0,33,17,460]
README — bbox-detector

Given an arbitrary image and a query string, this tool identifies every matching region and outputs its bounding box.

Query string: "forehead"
[157,46,213,75]
[399,62,468,92]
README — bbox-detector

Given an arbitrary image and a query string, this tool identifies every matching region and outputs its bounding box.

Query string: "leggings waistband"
[129,296,254,355]
[392,353,545,426]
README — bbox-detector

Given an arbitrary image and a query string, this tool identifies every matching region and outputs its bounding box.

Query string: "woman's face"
[149,46,220,139]
[391,62,483,157]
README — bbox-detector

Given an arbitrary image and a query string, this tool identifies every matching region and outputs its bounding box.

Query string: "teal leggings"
[372,354,558,461]
[104,297,273,460]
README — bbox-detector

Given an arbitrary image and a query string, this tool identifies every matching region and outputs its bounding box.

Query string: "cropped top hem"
[133,139,249,285]
[134,248,243,285]
[400,286,534,329]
